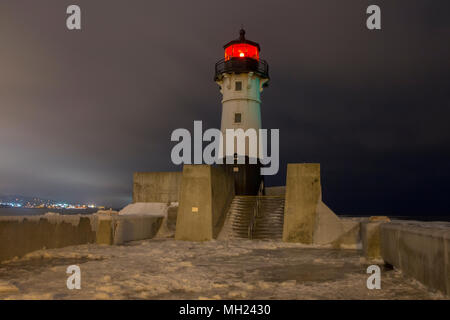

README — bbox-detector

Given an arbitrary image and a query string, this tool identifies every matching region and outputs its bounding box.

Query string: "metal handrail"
[257,180,264,197]
[214,57,269,80]
[248,180,264,239]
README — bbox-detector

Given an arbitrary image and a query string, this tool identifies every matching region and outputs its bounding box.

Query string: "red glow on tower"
[224,43,259,61]
[215,29,268,82]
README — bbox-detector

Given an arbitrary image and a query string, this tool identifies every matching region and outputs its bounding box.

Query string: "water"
[0,207,98,217]
[339,214,450,222]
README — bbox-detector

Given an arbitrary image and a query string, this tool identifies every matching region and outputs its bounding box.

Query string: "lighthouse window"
[235,81,242,91]
[234,113,242,123]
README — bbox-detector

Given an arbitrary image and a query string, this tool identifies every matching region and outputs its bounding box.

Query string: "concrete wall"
[380,222,450,296]
[330,219,361,249]
[313,201,361,248]
[155,205,178,238]
[175,165,235,241]
[133,171,182,203]
[282,163,361,248]
[283,164,322,243]
[0,214,163,262]
[265,186,285,196]
[0,215,97,262]
[105,215,163,245]
[361,221,385,260]
[175,165,213,241]
[211,166,235,238]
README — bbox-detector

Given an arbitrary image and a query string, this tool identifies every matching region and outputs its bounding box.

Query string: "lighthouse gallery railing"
[214,58,269,80]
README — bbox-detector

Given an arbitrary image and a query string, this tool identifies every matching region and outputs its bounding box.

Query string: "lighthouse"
[214,29,270,195]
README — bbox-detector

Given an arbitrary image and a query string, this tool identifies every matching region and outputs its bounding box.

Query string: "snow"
[119,202,169,217]
[0,238,446,300]
[390,219,450,229]
[0,214,94,227]
[95,209,119,215]
[0,281,19,294]
[44,212,60,216]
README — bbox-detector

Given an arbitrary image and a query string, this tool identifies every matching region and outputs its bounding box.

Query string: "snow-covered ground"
[0,239,447,300]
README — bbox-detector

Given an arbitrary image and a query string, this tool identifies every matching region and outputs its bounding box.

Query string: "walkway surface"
[0,239,446,299]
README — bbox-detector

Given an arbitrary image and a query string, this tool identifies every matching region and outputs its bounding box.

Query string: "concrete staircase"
[220,196,285,240]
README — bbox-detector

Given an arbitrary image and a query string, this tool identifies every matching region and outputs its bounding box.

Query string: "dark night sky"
[0,1,449,214]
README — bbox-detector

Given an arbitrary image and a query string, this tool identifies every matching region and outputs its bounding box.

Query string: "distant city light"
[0,198,104,210]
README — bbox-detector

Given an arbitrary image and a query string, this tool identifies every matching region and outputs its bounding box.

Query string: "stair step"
[221,195,286,240]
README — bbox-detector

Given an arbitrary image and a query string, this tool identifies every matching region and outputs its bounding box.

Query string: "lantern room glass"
[224,44,259,61]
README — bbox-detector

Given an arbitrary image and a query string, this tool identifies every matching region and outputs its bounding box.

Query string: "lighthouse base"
[220,158,262,195]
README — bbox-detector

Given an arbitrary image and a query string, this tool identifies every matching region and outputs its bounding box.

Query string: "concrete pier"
[282,163,360,248]
[133,171,181,203]
[0,214,162,262]
[361,222,382,260]
[283,164,321,243]
[175,165,235,241]
[2,163,449,297]
[380,221,450,296]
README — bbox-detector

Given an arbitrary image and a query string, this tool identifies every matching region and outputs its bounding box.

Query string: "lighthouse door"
[223,161,262,195]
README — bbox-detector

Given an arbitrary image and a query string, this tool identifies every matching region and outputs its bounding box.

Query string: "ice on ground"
[0,239,447,300]
[44,212,60,216]
[96,209,119,215]
[0,281,19,294]
[169,202,179,208]
[119,202,169,217]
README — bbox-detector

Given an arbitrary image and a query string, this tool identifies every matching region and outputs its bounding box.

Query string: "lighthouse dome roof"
[223,29,261,51]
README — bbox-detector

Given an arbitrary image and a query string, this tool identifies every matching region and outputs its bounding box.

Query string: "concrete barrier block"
[283,163,321,244]
[211,166,235,238]
[96,215,163,245]
[398,226,447,295]
[361,221,386,260]
[381,222,450,296]
[175,165,214,241]
[380,223,401,267]
[265,186,285,196]
[313,201,343,245]
[0,216,97,262]
[283,163,359,247]
[445,231,450,296]
[0,214,164,262]
[331,220,361,249]
[96,217,114,245]
[155,205,179,238]
[175,165,234,241]
[133,171,181,203]
[112,215,162,244]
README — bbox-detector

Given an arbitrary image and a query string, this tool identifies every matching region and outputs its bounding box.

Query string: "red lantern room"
[224,29,260,61]
[225,43,259,60]
[214,29,269,81]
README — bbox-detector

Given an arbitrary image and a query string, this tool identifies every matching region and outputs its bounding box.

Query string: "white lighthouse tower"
[214,29,269,195]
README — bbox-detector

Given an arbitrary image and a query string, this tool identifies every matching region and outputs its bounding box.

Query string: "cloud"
[0,0,449,212]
